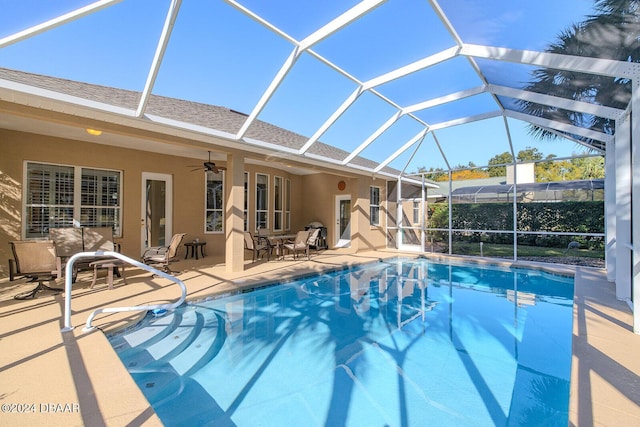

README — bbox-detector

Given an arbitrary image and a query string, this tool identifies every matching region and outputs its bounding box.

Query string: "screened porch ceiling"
[0,0,634,180]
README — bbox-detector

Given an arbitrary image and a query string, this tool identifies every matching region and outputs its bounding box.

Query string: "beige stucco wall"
[300,173,387,250]
[0,129,212,270]
[0,129,390,278]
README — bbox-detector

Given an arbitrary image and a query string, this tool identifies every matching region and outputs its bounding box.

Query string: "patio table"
[89,258,127,290]
[184,241,207,260]
[264,234,297,260]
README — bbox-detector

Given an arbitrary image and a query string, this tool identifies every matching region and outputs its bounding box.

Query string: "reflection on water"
[110,257,574,426]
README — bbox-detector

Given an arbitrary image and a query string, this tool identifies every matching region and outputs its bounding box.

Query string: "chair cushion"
[49,228,83,258]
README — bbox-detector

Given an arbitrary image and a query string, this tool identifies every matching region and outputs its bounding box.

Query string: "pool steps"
[111,306,227,393]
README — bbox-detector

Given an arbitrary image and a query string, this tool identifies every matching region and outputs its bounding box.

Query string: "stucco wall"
[0,129,389,278]
[300,173,387,250]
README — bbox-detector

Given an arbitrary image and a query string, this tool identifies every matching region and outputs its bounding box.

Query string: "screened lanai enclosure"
[387,158,606,261]
[0,0,638,331]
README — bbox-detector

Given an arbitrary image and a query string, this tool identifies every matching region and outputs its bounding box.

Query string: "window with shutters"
[25,162,121,238]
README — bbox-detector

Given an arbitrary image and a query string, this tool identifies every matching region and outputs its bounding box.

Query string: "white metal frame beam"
[375,128,429,173]
[343,111,402,165]
[235,0,386,140]
[363,46,460,90]
[0,0,122,48]
[488,84,626,121]
[506,110,613,144]
[404,85,485,114]
[136,0,182,118]
[461,43,639,79]
[428,111,502,131]
[298,86,363,154]
[632,79,640,333]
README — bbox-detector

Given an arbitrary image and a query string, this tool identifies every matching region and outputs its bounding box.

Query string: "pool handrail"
[60,251,187,333]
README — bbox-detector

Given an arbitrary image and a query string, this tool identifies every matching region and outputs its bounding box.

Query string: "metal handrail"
[60,251,187,333]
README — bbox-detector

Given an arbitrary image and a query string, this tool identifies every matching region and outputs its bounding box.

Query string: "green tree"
[518,0,640,149]
[488,152,513,177]
[570,156,605,179]
[451,168,489,181]
[516,147,545,162]
[537,155,604,181]
[416,166,447,181]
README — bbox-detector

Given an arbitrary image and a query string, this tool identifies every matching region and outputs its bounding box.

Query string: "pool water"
[108,257,574,426]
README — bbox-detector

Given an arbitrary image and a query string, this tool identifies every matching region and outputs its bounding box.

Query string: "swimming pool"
[108,257,574,426]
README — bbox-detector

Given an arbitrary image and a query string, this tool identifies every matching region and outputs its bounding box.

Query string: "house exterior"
[0,67,424,277]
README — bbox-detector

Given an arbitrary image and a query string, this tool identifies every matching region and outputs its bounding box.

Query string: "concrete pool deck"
[0,249,638,426]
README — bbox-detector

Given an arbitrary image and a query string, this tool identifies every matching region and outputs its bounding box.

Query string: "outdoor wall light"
[86,128,102,136]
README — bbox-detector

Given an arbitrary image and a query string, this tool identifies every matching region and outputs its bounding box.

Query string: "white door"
[335,195,351,248]
[141,172,173,255]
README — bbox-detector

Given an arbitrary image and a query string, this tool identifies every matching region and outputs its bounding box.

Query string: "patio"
[0,251,638,426]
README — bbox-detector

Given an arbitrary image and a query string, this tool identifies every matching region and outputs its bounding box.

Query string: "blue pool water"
[108,257,574,426]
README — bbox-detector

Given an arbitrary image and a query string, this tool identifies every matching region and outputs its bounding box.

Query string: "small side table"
[184,241,207,260]
[89,259,127,290]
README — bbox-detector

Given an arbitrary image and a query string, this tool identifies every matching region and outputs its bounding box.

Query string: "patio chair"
[49,226,121,282]
[142,233,186,274]
[283,230,311,260]
[256,227,272,246]
[244,232,270,262]
[307,228,322,256]
[8,240,61,300]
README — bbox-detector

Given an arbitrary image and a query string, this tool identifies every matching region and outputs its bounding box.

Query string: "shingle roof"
[0,67,399,176]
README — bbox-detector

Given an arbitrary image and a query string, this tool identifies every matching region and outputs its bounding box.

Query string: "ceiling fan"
[190,151,226,173]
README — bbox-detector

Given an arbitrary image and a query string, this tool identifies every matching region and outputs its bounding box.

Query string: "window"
[274,176,283,231]
[244,172,249,232]
[413,201,420,224]
[255,173,269,230]
[285,178,291,230]
[205,171,224,233]
[25,162,121,238]
[370,186,380,226]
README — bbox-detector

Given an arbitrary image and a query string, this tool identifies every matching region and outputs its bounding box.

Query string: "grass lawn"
[451,242,604,259]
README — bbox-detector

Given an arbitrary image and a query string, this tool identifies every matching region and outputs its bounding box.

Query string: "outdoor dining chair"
[244,232,271,262]
[283,230,311,260]
[142,233,186,274]
[9,240,61,300]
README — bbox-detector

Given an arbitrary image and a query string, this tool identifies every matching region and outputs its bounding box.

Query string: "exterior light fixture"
[86,128,102,136]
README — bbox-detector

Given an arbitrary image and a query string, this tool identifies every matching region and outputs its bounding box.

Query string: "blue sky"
[0,0,599,171]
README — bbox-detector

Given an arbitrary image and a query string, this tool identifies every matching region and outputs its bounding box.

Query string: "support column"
[615,116,631,301]
[225,153,245,273]
[605,139,616,281]
[352,178,369,252]
[397,177,402,250]
[632,80,640,333]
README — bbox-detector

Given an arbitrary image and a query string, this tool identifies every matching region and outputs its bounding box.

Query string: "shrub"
[427,201,604,249]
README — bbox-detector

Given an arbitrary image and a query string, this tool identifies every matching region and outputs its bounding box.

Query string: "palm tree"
[517,0,640,150]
